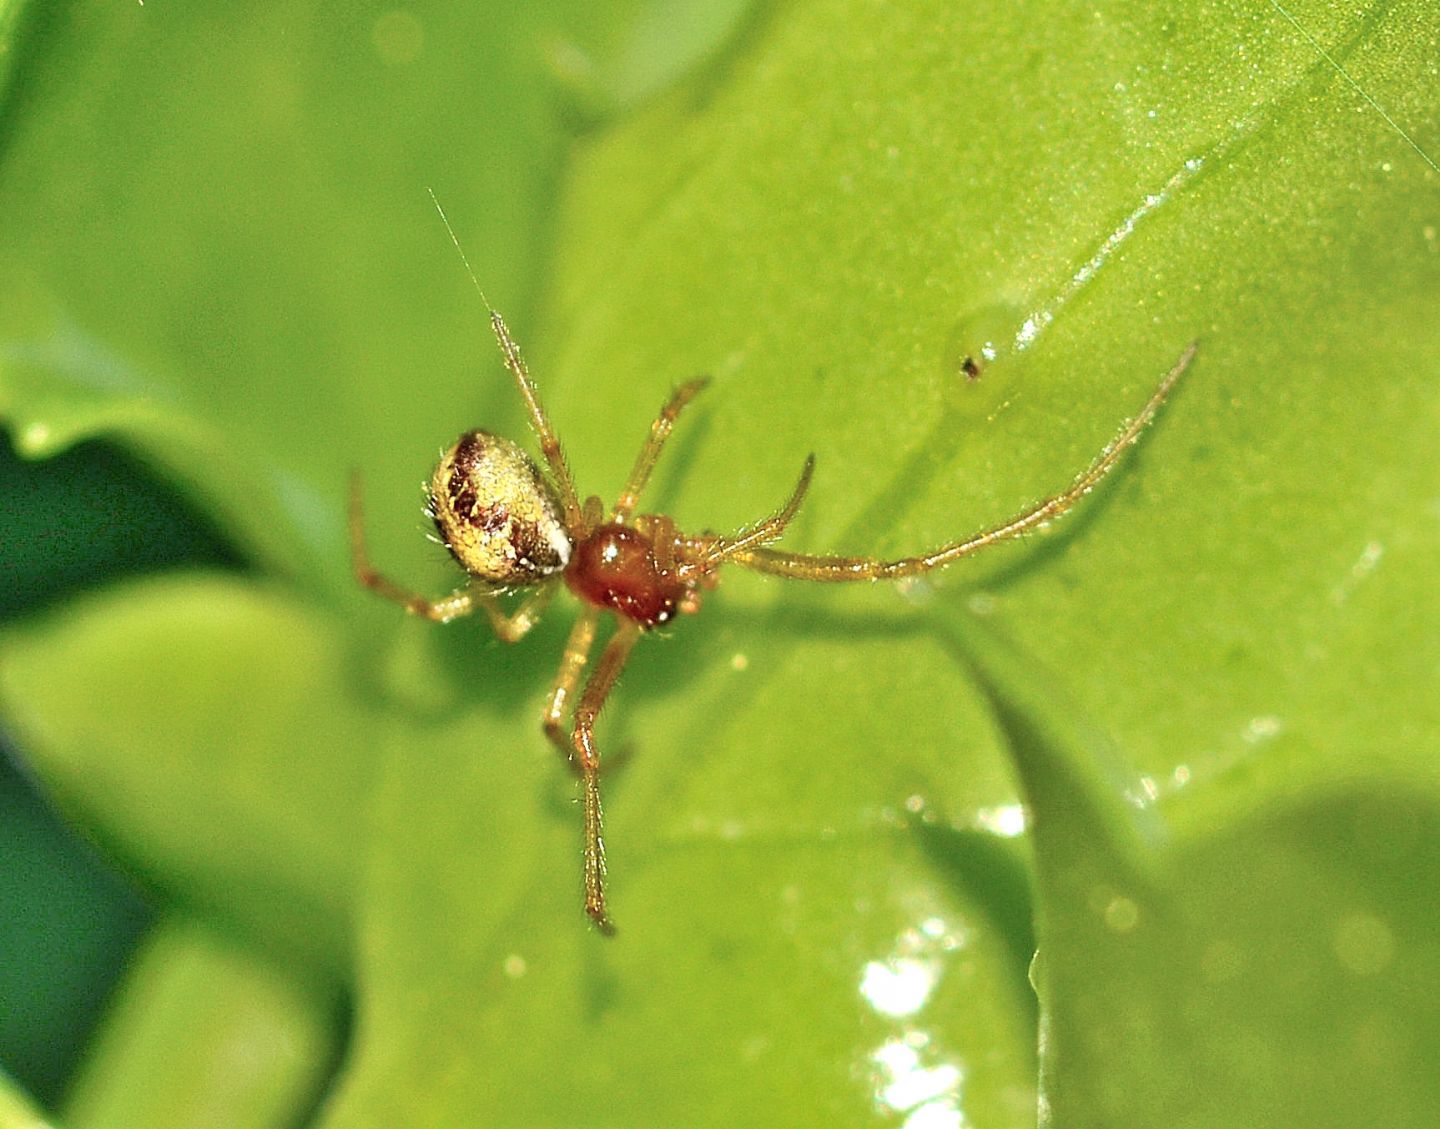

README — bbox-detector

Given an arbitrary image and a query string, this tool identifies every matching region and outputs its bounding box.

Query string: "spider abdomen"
[566,523,683,628]
[429,430,572,585]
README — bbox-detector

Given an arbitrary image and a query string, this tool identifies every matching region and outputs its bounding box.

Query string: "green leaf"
[1,1066,58,1129]
[63,917,336,1129]
[943,604,1440,1126]
[0,574,374,972]
[0,1,583,589]
[2,0,1437,1127]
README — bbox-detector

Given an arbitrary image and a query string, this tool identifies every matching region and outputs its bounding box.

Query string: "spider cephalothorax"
[352,309,1194,934]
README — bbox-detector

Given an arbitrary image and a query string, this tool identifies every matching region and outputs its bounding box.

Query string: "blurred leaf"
[0,735,149,1106]
[0,1065,58,1129]
[63,917,336,1129]
[0,1,587,590]
[0,574,375,973]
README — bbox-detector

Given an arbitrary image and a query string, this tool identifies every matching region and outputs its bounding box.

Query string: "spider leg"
[731,342,1196,582]
[544,605,601,760]
[350,470,476,621]
[488,311,585,532]
[568,618,643,936]
[612,377,711,522]
[690,454,815,572]
[474,587,554,644]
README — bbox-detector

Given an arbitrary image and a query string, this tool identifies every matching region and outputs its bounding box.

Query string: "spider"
[350,311,1196,935]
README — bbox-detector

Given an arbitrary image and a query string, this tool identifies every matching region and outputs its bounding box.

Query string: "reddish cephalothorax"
[351,309,1195,935]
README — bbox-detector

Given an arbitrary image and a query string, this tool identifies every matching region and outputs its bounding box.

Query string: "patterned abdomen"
[429,430,572,586]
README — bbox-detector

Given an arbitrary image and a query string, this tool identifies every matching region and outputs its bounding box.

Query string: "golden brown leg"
[692,454,815,573]
[350,470,475,621]
[569,619,642,936]
[474,588,553,644]
[732,343,1197,581]
[544,606,600,759]
[611,378,711,522]
[487,311,585,532]
[426,191,583,530]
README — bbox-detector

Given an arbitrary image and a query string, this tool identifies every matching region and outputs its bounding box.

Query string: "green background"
[1,1,1437,1126]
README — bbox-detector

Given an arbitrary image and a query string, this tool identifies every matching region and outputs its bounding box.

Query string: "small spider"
[350,310,1196,935]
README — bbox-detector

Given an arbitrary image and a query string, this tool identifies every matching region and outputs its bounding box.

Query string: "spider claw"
[588,903,618,936]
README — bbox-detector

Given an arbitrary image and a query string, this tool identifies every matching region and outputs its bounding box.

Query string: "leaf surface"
[1,1,1436,1126]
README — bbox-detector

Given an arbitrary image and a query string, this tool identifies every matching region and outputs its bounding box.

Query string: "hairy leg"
[569,619,642,935]
[350,470,476,621]
[474,587,553,643]
[734,343,1196,581]
[544,606,600,760]
[488,312,584,532]
[612,378,711,522]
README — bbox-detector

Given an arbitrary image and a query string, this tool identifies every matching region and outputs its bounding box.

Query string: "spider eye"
[429,430,572,585]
